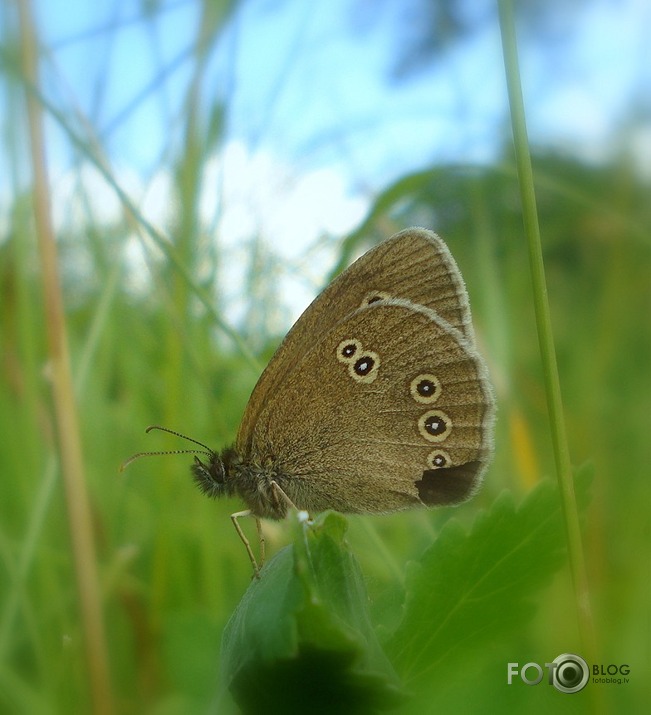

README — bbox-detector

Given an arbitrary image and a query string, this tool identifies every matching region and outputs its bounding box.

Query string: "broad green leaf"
[221,511,403,714]
[385,467,593,690]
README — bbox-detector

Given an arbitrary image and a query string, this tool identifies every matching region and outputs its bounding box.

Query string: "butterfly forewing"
[237,228,475,452]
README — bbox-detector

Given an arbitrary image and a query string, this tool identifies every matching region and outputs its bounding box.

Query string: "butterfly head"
[191,447,238,499]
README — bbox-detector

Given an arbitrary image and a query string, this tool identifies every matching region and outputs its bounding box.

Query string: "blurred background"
[1,0,649,713]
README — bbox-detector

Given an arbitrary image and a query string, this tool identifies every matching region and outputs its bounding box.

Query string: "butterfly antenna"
[119,425,215,472]
[145,425,214,453]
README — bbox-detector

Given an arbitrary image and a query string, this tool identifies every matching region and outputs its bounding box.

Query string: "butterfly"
[126,228,495,574]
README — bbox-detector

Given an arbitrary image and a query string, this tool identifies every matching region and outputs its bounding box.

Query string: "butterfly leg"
[256,515,266,566]
[230,510,262,578]
[270,480,312,522]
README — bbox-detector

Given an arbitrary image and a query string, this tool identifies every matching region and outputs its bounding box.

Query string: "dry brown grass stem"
[17,0,114,712]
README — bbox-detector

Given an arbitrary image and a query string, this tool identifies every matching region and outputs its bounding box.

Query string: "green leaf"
[385,466,593,690]
[221,511,404,715]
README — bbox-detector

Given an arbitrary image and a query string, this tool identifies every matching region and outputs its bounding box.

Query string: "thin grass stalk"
[17,1,114,712]
[496,0,596,661]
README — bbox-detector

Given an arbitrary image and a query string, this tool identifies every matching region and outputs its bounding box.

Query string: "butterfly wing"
[238,228,475,451]
[243,299,494,513]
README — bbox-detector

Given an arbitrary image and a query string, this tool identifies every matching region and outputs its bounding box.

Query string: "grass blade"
[497,0,596,662]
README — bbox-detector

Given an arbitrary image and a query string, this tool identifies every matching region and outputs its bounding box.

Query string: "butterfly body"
[191,228,495,520]
[192,448,290,519]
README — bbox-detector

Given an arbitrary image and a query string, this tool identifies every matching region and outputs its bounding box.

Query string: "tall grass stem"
[497,0,597,661]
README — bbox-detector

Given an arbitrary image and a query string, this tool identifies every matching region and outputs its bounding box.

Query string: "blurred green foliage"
[1,1,649,713]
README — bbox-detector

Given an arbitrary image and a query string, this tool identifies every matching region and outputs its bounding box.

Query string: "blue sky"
[22,0,649,180]
[3,0,649,325]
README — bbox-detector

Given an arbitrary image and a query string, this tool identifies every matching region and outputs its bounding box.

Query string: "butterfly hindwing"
[243,299,494,514]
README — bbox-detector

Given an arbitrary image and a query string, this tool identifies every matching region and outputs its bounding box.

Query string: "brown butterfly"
[125,228,494,574]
